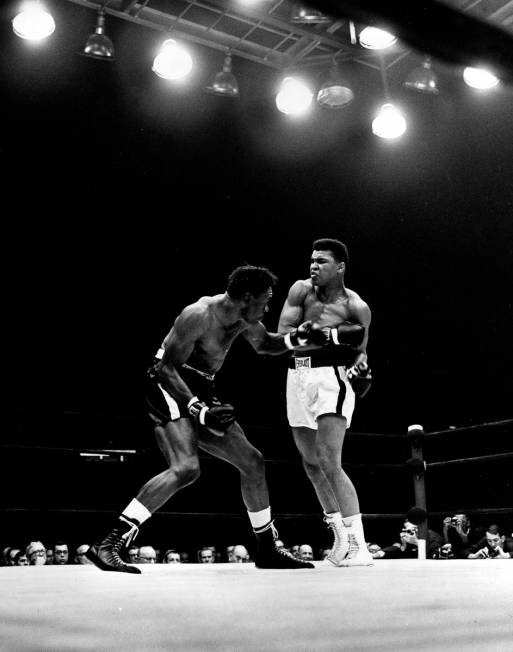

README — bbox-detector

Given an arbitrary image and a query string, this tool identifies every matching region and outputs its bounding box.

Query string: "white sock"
[248,507,271,530]
[343,514,366,545]
[324,511,343,524]
[122,498,152,525]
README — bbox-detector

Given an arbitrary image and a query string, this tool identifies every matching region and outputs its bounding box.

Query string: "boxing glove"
[187,397,235,431]
[287,322,365,348]
[347,363,372,398]
[284,322,312,349]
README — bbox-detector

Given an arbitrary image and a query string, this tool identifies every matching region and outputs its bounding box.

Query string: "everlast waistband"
[288,346,357,370]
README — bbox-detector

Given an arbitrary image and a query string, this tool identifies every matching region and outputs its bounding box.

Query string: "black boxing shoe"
[86,515,141,574]
[253,521,315,569]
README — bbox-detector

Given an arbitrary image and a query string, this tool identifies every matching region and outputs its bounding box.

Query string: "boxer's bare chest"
[303,291,353,327]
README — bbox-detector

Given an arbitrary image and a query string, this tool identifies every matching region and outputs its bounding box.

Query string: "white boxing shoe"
[338,534,374,567]
[323,515,349,566]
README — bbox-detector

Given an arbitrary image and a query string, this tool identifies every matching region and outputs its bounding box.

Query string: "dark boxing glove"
[288,322,365,348]
[347,363,373,398]
[187,397,235,433]
[284,322,312,349]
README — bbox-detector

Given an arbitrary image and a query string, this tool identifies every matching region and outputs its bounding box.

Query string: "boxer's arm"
[349,301,371,371]
[157,305,206,405]
[242,320,313,355]
[277,280,308,334]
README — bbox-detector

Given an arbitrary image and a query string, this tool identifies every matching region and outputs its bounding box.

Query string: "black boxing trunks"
[145,352,221,426]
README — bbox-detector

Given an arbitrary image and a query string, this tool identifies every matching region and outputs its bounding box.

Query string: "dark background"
[2,1,512,555]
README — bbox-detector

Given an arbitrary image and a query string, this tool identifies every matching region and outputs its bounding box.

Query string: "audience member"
[229,545,250,563]
[298,544,314,562]
[198,548,215,563]
[14,551,29,566]
[1,547,13,566]
[138,545,157,563]
[319,547,330,561]
[26,541,47,566]
[8,548,21,566]
[374,518,443,559]
[442,513,483,559]
[127,545,139,564]
[465,524,513,559]
[74,545,93,564]
[53,541,70,565]
[45,549,54,565]
[367,543,383,559]
[163,549,181,564]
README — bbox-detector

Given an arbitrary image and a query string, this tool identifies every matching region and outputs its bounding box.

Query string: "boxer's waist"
[152,349,216,382]
[288,345,357,370]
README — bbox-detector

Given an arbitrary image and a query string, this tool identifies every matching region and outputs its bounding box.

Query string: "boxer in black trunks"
[87,265,319,573]
[278,238,373,567]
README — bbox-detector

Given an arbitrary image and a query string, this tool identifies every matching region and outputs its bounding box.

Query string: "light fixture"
[317,61,354,109]
[290,3,331,24]
[205,53,239,97]
[404,57,439,94]
[372,55,407,139]
[372,103,407,138]
[12,1,55,41]
[276,76,313,116]
[359,26,397,50]
[463,66,499,89]
[152,39,193,80]
[82,9,115,61]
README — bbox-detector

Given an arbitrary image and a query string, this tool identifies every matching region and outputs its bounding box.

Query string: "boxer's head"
[227,265,278,323]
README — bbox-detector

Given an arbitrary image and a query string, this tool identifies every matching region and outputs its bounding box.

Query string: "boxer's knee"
[173,458,201,487]
[302,458,323,482]
[240,447,265,479]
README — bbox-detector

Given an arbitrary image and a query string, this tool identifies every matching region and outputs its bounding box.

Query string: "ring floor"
[1,560,512,651]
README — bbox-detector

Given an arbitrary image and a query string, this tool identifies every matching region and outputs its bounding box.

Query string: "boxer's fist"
[284,321,315,349]
[347,362,372,398]
[187,398,235,434]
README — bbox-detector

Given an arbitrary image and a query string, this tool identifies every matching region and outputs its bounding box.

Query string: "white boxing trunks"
[286,356,355,429]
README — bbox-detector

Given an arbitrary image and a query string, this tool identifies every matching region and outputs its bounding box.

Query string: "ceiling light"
[276,76,313,116]
[463,66,500,89]
[359,27,397,50]
[152,39,193,80]
[373,55,406,139]
[82,10,114,61]
[372,103,407,138]
[290,4,331,24]
[12,1,55,41]
[205,53,239,97]
[404,58,439,94]
[317,63,354,109]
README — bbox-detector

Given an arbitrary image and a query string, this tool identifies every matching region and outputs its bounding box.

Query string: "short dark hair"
[226,265,278,299]
[486,524,503,536]
[313,238,348,264]
[53,541,68,550]
[406,507,427,525]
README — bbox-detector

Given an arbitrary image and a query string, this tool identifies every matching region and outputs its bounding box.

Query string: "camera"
[437,545,453,559]
[403,528,417,536]
[451,517,459,526]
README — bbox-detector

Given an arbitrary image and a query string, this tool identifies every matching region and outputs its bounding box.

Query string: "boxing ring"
[1,418,512,651]
[1,559,513,651]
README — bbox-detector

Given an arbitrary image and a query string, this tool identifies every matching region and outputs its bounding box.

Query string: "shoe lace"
[119,516,140,547]
[345,534,359,558]
[324,517,345,557]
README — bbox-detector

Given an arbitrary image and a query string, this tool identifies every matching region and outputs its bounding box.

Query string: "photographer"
[465,524,513,559]
[441,513,483,559]
[373,519,443,559]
